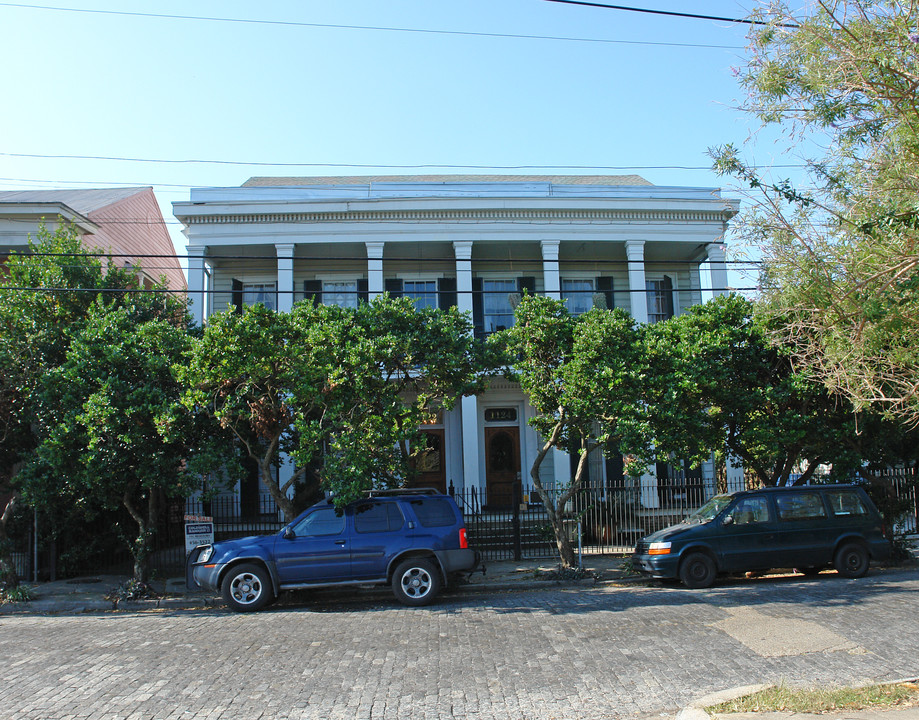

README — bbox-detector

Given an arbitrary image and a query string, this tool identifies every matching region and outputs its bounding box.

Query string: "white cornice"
[178,206,736,226]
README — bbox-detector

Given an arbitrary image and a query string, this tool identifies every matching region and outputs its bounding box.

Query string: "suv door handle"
[335,540,346,546]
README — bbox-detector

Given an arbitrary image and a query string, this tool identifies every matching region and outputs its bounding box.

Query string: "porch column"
[276,243,294,313]
[366,241,385,300]
[453,241,473,315]
[625,240,648,324]
[186,244,207,326]
[707,242,729,297]
[454,241,480,491]
[541,239,561,300]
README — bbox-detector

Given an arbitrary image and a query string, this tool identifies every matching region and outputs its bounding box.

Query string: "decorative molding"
[183,207,732,226]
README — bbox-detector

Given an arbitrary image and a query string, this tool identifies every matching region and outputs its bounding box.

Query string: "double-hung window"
[242,282,277,311]
[403,280,438,310]
[482,279,517,333]
[561,279,594,316]
[646,277,674,323]
[323,280,359,309]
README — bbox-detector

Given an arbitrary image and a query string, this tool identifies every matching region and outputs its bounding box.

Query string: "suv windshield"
[685,495,733,524]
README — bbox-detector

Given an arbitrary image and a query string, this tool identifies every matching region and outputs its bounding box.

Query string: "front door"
[485,426,520,509]
[409,429,446,494]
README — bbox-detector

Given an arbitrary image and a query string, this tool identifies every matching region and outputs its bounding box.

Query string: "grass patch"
[707,681,919,714]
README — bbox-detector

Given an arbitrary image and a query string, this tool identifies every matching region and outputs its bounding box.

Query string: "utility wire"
[542,0,800,28]
[1,153,807,171]
[0,2,743,49]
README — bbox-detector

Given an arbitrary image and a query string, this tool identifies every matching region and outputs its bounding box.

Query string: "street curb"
[675,685,774,720]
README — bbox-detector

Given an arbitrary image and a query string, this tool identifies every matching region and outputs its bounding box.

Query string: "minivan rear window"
[410,498,456,527]
[775,492,827,521]
[826,490,868,517]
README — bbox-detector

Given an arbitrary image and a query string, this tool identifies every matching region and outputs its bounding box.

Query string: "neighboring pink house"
[0,187,186,292]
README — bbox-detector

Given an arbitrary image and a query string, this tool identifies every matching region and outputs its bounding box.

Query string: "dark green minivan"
[633,485,891,588]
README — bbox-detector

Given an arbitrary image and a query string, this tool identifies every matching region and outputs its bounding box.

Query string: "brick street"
[2,569,918,720]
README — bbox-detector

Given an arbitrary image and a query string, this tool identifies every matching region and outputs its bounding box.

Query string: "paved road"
[2,569,918,720]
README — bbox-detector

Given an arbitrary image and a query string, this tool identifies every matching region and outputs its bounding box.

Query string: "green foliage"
[713,1,919,425]
[642,295,870,485]
[182,296,492,518]
[497,295,646,566]
[0,223,226,582]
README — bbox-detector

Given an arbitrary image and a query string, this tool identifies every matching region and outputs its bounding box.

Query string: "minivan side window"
[775,492,827,521]
[730,496,771,524]
[826,490,868,517]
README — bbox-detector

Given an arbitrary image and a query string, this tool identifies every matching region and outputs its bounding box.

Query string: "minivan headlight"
[648,542,672,555]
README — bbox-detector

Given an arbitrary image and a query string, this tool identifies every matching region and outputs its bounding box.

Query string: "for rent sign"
[184,514,214,555]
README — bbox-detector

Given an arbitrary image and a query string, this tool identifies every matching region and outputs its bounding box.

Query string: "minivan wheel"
[834,542,869,579]
[679,553,716,589]
[393,558,442,607]
[221,563,273,612]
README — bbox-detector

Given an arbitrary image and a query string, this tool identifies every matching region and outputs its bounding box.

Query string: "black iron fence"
[10,468,919,579]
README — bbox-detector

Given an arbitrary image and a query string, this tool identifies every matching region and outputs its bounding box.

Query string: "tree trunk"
[0,493,20,591]
[123,488,152,583]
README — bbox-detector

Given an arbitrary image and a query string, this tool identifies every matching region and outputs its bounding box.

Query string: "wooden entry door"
[409,429,446,494]
[484,426,520,509]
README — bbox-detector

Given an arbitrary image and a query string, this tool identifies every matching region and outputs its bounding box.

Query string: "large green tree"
[19,302,226,581]
[642,294,876,486]
[713,0,919,425]
[497,295,645,567]
[0,225,147,586]
[0,223,212,584]
[182,296,492,520]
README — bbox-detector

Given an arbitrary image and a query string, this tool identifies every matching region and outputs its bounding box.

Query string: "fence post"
[512,483,522,561]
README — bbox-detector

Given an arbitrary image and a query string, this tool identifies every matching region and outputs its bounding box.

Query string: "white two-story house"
[173,175,739,515]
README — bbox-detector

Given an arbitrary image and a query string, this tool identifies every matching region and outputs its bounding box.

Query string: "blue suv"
[190,490,480,611]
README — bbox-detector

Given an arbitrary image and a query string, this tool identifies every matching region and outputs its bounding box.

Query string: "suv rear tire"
[222,563,274,612]
[834,542,869,578]
[679,552,717,589]
[393,558,442,606]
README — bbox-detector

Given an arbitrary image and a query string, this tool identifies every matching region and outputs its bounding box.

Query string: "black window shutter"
[518,276,536,296]
[437,277,457,310]
[472,277,484,338]
[596,276,615,310]
[605,452,625,489]
[231,279,243,315]
[357,278,369,304]
[663,275,674,319]
[385,278,403,298]
[303,280,322,306]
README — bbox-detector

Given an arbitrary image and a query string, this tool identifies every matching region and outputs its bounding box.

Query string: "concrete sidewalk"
[0,553,639,614]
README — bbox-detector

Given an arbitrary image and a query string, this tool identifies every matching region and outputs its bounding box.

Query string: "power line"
[542,0,800,28]
[0,2,743,49]
[1,153,808,171]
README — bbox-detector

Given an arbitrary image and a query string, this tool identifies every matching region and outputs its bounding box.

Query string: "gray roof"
[0,187,149,214]
[243,174,653,187]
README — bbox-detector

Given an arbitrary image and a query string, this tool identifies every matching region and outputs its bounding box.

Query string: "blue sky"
[0,1,796,287]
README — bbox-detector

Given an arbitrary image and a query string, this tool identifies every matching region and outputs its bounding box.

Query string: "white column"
[540,239,560,300]
[366,241,385,300]
[276,243,294,313]
[552,448,570,490]
[453,241,473,315]
[453,241,479,490]
[186,244,207,326]
[625,240,648,324]
[707,242,729,297]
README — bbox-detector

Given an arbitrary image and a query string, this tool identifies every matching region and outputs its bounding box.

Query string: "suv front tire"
[222,563,274,612]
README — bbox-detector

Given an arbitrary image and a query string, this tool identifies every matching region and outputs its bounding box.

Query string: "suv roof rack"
[366,487,440,497]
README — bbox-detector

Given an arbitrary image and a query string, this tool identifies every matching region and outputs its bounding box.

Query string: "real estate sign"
[184,514,214,555]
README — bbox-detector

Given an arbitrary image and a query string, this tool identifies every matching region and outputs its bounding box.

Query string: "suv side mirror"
[282,527,295,540]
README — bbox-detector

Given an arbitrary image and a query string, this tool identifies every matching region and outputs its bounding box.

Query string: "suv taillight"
[459,527,468,549]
